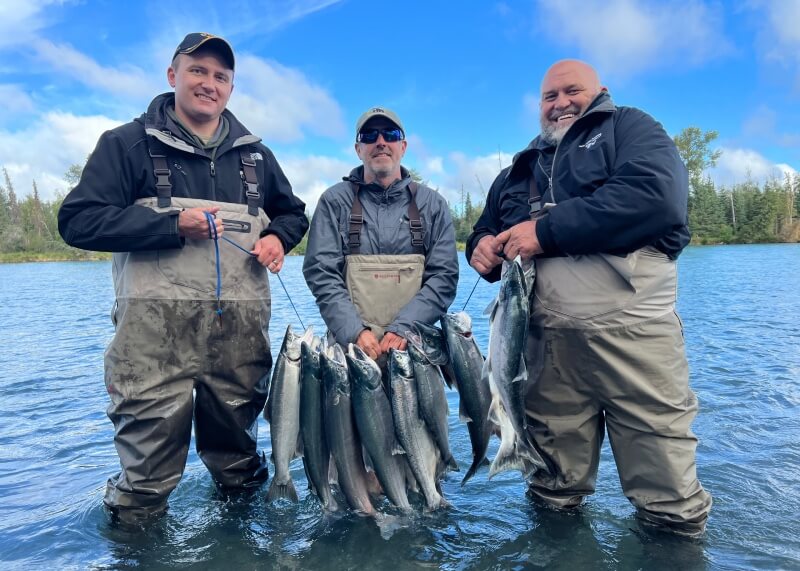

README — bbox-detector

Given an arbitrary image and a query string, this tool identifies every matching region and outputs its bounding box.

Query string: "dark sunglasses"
[357,128,404,144]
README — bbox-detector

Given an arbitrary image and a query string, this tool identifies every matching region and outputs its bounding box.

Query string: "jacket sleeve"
[535,109,689,256]
[465,167,509,283]
[386,192,459,336]
[258,147,309,253]
[301,190,366,345]
[57,130,183,252]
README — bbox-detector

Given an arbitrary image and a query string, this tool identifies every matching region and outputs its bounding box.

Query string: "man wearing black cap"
[303,107,458,360]
[58,33,308,520]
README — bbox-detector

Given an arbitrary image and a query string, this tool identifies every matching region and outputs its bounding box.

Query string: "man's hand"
[356,329,382,360]
[178,206,222,239]
[470,234,506,275]
[496,220,543,261]
[380,332,407,353]
[252,234,285,273]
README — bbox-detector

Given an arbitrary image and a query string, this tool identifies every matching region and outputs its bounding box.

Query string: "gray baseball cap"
[355,106,404,138]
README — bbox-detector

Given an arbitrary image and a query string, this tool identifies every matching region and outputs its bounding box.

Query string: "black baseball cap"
[173,33,235,71]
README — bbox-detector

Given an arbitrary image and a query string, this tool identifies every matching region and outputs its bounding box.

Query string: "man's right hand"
[469,234,505,275]
[356,329,382,361]
[178,206,223,239]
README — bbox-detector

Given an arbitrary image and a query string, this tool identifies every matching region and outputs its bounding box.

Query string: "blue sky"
[0,0,798,211]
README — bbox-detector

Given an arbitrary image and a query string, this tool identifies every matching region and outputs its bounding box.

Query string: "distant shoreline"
[2,241,796,264]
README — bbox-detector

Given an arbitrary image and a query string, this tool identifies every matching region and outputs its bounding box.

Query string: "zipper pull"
[210,161,216,177]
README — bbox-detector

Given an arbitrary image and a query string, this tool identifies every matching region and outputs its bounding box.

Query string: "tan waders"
[345,253,424,342]
[525,247,712,535]
[104,197,272,514]
[337,182,425,353]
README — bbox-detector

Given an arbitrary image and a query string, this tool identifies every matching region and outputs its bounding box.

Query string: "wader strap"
[528,176,542,220]
[347,181,364,254]
[407,182,424,254]
[239,149,260,217]
[346,181,424,255]
[148,142,172,208]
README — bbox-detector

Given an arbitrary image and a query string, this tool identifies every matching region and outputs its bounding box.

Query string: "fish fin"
[445,455,460,472]
[458,399,473,424]
[391,441,407,456]
[439,366,456,389]
[460,455,488,486]
[483,297,498,317]
[267,478,299,502]
[365,470,383,497]
[489,448,528,479]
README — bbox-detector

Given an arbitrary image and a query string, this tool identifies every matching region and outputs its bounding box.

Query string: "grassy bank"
[0,251,111,263]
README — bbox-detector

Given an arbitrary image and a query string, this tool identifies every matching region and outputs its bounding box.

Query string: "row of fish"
[264,256,554,515]
[265,324,455,514]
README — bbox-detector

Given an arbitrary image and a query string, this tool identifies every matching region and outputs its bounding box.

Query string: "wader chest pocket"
[534,254,637,320]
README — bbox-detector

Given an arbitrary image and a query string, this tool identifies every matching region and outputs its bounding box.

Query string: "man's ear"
[167,66,177,88]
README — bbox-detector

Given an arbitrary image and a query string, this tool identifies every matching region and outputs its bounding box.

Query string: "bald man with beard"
[467,60,712,538]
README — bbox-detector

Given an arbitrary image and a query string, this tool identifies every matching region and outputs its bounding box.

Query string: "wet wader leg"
[194,302,271,489]
[596,313,712,534]
[525,324,605,508]
[103,299,198,512]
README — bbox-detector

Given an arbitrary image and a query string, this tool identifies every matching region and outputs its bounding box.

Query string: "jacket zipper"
[548,101,608,205]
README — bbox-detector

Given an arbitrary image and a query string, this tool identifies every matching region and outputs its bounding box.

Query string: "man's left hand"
[252,234,285,273]
[380,332,407,353]
[496,220,543,260]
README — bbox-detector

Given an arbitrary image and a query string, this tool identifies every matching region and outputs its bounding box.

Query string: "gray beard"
[540,120,570,146]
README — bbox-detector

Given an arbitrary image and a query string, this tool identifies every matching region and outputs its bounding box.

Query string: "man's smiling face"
[539,60,602,145]
[168,50,233,134]
[355,118,407,185]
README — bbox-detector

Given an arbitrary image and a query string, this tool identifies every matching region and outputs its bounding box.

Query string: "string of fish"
[203,211,305,329]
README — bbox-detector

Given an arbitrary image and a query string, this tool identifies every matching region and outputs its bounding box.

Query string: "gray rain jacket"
[303,166,458,345]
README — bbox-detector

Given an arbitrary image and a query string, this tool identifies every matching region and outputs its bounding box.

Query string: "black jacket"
[58,93,308,253]
[467,92,690,282]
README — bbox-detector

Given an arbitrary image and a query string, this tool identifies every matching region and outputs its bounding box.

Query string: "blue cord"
[205,212,306,330]
[204,212,223,318]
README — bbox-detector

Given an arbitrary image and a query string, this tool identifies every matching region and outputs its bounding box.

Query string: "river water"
[1,245,798,570]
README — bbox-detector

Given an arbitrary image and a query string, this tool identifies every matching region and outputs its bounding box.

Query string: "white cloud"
[763,1,800,59]
[32,40,160,99]
[425,157,444,175]
[423,151,513,208]
[535,0,731,78]
[0,1,62,50]
[0,111,121,200]
[230,54,346,143]
[0,84,36,118]
[279,154,353,213]
[749,0,800,92]
[710,147,798,188]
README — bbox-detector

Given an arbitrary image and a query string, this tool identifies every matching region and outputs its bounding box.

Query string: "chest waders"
[524,169,712,535]
[343,182,425,346]
[103,141,273,514]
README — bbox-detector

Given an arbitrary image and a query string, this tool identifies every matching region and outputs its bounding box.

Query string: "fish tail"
[460,456,489,486]
[267,478,299,502]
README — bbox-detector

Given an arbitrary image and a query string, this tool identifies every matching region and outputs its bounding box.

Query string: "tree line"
[1,127,797,261]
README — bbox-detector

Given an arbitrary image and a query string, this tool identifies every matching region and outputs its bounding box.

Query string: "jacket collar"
[138,92,259,151]
[344,165,413,198]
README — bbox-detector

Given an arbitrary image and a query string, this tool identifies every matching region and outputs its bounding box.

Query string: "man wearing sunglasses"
[466,60,711,537]
[303,107,458,362]
[58,33,309,521]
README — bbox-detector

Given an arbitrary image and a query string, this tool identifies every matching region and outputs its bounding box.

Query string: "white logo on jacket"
[250,152,263,161]
[579,133,602,149]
